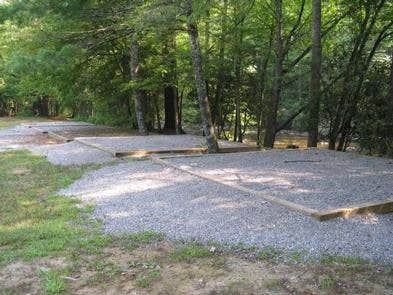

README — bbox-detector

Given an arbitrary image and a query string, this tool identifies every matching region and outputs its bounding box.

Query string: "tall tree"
[130,39,148,135]
[186,0,219,153]
[307,0,322,147]
[263,0,283,148]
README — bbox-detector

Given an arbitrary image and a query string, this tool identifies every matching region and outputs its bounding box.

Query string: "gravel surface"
[164,150,393,211]
[78,135,250,153]
[34,124,112,133]
[29,141,117,166]
[0,123,117,166]
[24,120,93,127]
[60,160,393,264]
[0,125,44,151]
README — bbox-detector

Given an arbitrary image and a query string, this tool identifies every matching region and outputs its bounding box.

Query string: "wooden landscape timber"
[313,198,393,221]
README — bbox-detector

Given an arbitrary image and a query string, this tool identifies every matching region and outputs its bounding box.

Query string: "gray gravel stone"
[29,141,117,166]
[60,159,393,264]
[164,150,393,211]
[0,123,118,166]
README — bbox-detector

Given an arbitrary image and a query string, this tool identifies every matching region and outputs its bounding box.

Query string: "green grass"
[319,275,336,289]
[39,269,67,295]
[257,246,282,262]
[0,150,109,266]
[320,254,366,266]
[170,243,213,262]
[135,270,160,288]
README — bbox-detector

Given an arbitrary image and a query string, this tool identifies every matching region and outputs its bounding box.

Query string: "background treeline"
[0,0,392,156]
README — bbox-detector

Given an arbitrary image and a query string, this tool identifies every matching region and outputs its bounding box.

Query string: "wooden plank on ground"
[115,146,258,158]
[312,199,393,221]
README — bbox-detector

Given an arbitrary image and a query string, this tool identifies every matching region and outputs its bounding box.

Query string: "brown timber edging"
[151,156,393,221]
[312,199,393,221]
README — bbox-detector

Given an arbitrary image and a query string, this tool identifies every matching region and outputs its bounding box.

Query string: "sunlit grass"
[0,150,109,265]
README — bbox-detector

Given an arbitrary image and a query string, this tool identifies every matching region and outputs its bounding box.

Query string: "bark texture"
[307,0,322,147]
[263,0,283,148]
[130,40,148,135]
[187,1,219,153]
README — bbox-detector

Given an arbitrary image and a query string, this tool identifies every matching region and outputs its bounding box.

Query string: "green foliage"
[39,269,67,295]
[0,0,392,153]
[257,246,282,262]
[135,270,160,288]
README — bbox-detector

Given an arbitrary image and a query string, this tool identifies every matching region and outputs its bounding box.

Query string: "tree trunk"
[233,27,243,142]
[307,0,322,148]
[163,86,178,133]
[187,1,219,153]
[213,0,228,132]
[154,95,162,132]
[389,48,393,102]
[263,0,283,148]
[163,38,179,134]
[130,39,148,135]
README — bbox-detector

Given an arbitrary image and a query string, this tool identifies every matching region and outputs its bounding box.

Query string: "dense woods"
[0,0,392,155]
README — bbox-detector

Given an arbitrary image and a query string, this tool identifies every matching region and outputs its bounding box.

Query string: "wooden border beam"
[312,199,393,221]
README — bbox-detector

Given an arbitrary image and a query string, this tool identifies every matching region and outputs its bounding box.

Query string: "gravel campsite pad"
[60,159,393,263]
[76,134,250,154]
[163,150,393,211]
[24,121,94,127]
[33,124,118,140]
[0,124,60,151]
[0,121,118,165]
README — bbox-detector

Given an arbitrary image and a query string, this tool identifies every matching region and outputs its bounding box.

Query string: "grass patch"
[39,269,67,295]
[170,243,213,262]
[319,275,336,289]
[135,270,160,288]
[0,150,109,266]
[257,246,282,262]
[320,254,366,267]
